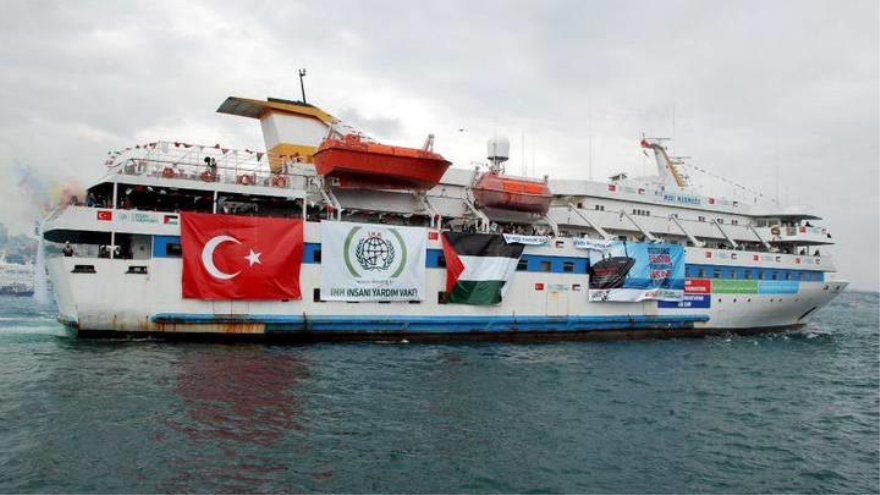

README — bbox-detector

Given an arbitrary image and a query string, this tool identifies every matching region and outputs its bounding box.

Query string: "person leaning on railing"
[201,157,218,182]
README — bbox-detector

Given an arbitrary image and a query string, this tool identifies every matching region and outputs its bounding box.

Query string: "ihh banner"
[320,221,427,301]
[588,242,685,302]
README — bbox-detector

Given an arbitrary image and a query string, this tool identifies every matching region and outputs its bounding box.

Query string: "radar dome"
[487,136,510,165]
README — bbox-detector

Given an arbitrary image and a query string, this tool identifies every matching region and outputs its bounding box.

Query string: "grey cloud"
[337,108,404,140]
[0,0,876,290]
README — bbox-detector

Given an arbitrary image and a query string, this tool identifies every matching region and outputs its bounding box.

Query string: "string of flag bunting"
[103,141,305,168]
[679,162,779,205]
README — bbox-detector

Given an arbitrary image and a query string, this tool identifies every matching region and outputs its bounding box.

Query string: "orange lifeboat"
[313,134,451,190]
[473,172,553,214]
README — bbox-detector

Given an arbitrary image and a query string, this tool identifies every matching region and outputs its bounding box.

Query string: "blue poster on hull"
[588,242,685,302]
[658,294,711,309]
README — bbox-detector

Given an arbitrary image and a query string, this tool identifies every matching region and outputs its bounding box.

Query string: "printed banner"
[712,280,758,294]
[659,279,712,308]
[658,295,711,309]
[502,234,549,246]
[758,281,800,294]
[588,242,685,302]
[320,221,426,301]
[442,232,525,305]
[573,237,615,251]
[181,212,303,300]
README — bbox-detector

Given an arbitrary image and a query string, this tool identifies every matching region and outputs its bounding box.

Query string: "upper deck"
[42,138,838,273]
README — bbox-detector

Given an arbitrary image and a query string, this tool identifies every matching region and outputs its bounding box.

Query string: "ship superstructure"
[40,96,847,340]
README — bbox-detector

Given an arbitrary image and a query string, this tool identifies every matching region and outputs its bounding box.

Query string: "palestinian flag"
[441,232,525,305]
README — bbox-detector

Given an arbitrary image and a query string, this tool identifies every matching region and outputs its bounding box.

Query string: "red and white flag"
[180,212,304,300]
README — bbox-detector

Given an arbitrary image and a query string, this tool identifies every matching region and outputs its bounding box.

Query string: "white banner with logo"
[502,234,549,245]
[573,237,615,252]
[320,221,426,301]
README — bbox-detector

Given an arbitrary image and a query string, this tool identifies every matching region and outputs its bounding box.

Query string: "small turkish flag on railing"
[181,212,304,300]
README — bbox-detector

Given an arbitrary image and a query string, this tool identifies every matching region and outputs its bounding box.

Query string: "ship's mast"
[640,137,688,188]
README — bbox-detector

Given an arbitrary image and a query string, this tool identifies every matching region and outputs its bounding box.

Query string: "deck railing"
[103,140,313,190]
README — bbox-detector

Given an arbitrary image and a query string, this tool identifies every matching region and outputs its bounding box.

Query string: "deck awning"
[216,96,336,124]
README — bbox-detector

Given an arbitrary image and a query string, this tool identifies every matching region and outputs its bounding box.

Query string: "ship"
[0,255,35,297]
[40,95,847,340]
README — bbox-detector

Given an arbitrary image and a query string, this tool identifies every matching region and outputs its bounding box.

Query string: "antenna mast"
[298,68,308,104]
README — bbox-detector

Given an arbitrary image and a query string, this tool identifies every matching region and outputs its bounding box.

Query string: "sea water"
[0,292,877,493]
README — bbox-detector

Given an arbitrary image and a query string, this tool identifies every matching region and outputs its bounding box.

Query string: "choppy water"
[0,293,878,494]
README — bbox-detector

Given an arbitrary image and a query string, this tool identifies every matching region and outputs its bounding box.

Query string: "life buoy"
[271,175,288,188]
[770,226,781,236]
[162,167,176,179]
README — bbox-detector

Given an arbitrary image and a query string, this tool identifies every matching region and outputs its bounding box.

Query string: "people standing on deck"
[62,242,74,257]
[203,157,217,181]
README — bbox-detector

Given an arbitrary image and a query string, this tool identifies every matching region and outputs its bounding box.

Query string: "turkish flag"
[181,212,304,300]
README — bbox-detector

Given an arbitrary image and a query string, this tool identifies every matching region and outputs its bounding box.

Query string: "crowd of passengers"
[61,242,134,259]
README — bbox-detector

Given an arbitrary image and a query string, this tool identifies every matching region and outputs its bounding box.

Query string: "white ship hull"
[47,222,847,340]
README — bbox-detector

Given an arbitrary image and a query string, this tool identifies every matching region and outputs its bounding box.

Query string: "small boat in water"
[313,134,450,190]
[473,172,553,214]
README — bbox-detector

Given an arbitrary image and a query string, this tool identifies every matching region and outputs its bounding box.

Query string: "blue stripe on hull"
[150,314,709,334]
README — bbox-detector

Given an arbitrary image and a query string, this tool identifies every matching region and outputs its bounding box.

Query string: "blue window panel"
[425,251,590,272]
[426,249,445,268]
[527,256,543,272]
[303,243,322,264]
[153,235,181,258]
[516,254,589,273]
[688,263,824,282]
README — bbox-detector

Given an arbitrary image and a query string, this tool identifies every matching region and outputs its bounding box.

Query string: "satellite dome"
[487,136,510,165]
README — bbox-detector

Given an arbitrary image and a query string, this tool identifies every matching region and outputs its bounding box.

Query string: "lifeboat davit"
[473,172,553,215]
[313,134,451,190]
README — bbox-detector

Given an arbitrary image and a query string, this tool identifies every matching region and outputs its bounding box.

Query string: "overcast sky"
[1,0,877,290]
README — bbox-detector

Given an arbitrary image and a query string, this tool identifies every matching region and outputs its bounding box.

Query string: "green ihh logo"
[344,227,408,278]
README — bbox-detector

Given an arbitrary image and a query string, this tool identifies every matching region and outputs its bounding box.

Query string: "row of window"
[686,264,824,282]
[153,238,824,281]
[424,249,588,274]
[692,216,740,226]
[579,203,741,225]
